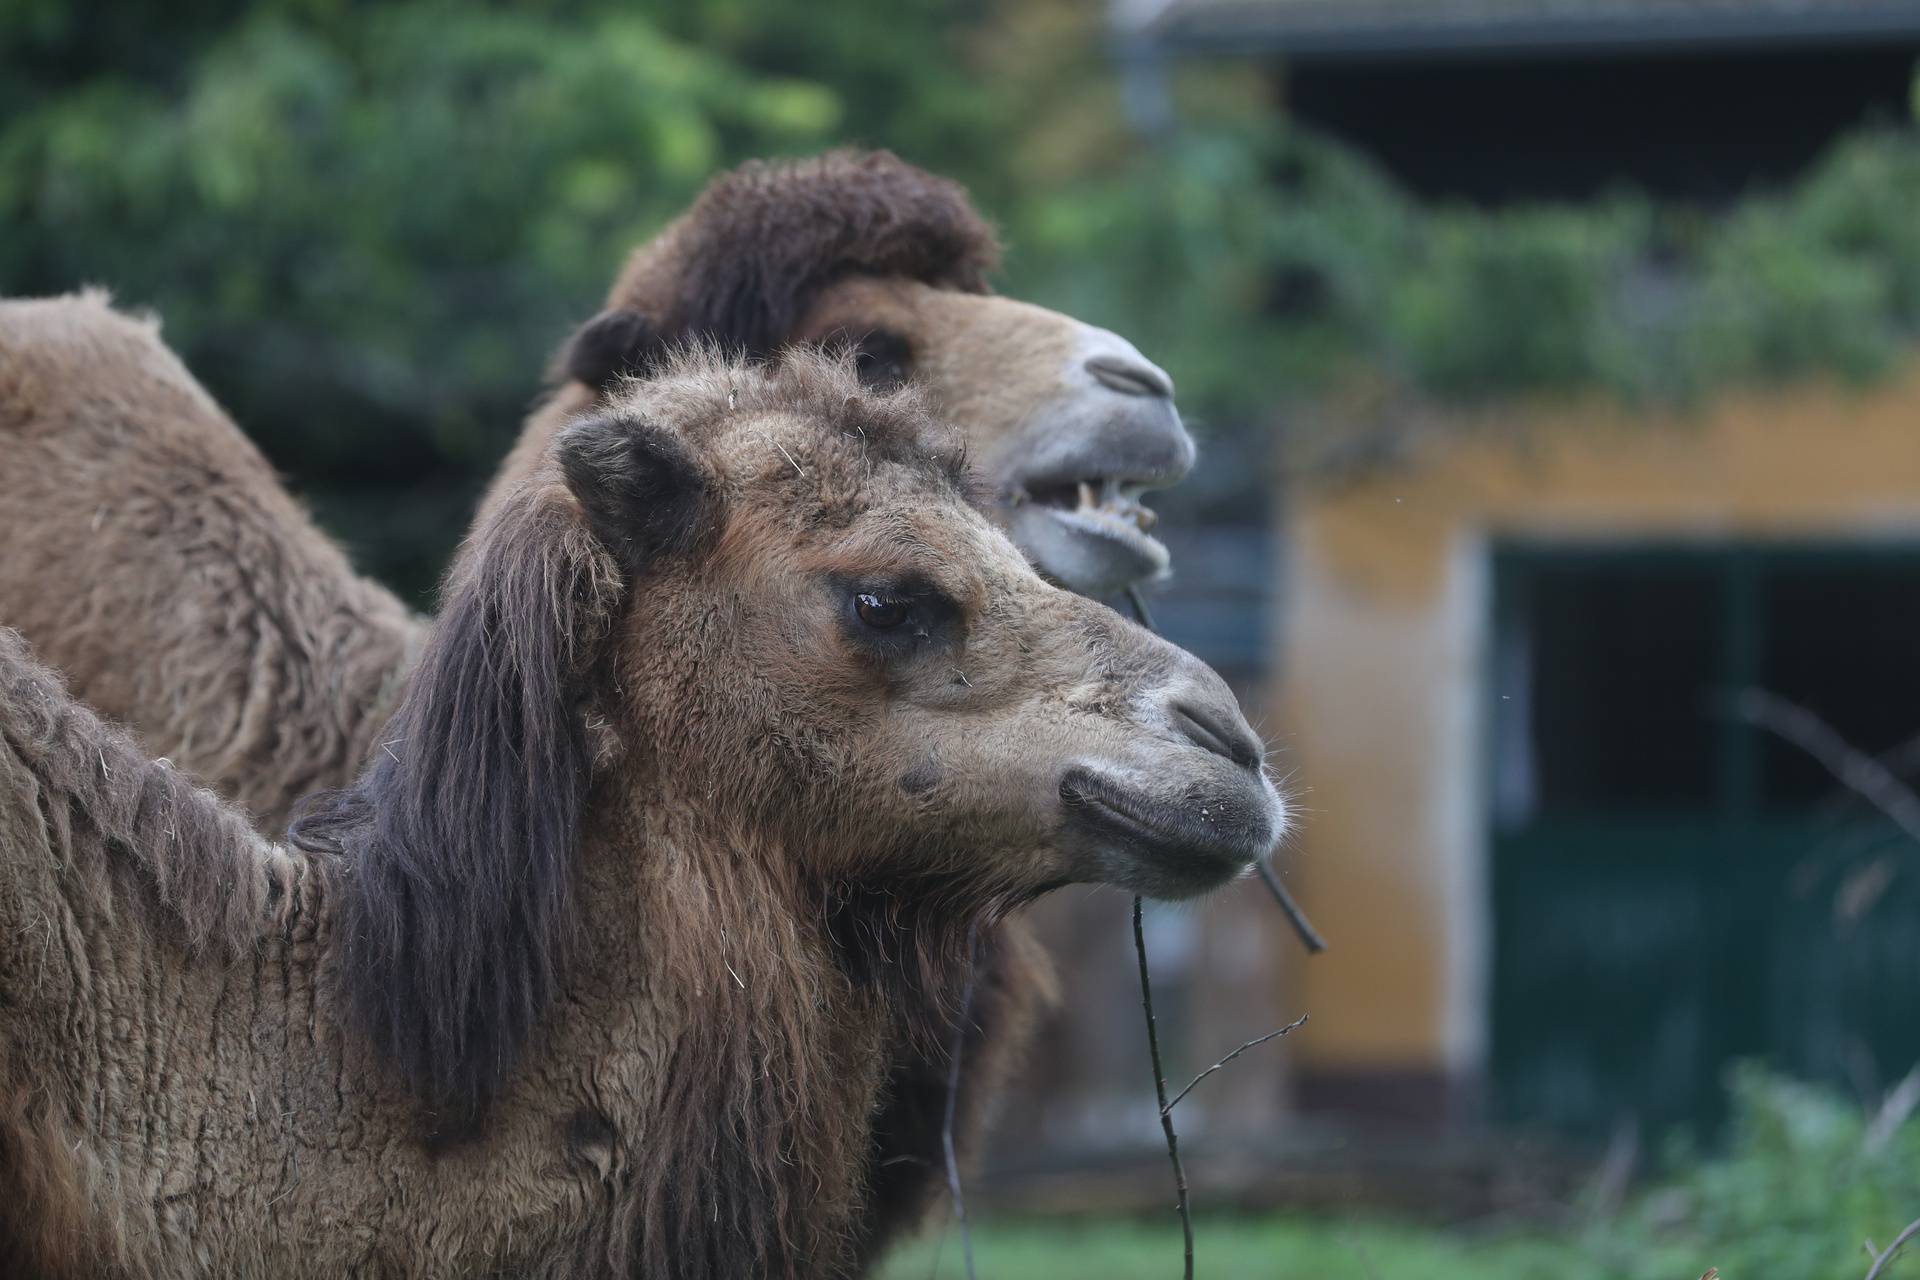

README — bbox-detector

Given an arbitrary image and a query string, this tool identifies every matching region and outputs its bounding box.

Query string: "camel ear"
[556,413,710,578]
[564,308,663,391]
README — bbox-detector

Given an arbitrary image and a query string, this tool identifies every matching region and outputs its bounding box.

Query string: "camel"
[0,150,1197,1264]
[0,349,1286,1278]
[493,150,1192,599]
[0,151,1190,835]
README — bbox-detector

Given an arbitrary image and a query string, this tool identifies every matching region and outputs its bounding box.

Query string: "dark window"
[1495,545,1920,819]
[1513,559,1721,814]
[1759,559,1920,806]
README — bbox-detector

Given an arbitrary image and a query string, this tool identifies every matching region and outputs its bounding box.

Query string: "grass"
[877,1070,1920,1279]
[878,1213,1697,1280]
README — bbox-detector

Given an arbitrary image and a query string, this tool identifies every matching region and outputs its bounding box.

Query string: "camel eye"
[855,330,913,392]
[854,592,911,629]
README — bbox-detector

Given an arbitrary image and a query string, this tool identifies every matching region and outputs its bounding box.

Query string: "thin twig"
[1864,1216,1920,1280]
[1133,896,1194,1280]
[1162,1014,1309,1116]
[1254,858,1328,953]
[941,925,982,1280]
[1122,586,1328,957]
[1866,1064,1920,1156]
[1124,584,1157,631]
[1119,581,1319,1280]
[1735,689,1920,846]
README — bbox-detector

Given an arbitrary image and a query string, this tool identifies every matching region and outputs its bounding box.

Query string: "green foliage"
[1002,125,1920,420]
[1,2,841,472]
[8,2,1920,593]
[1592,1064,1920,1280]
[0,0,859,592]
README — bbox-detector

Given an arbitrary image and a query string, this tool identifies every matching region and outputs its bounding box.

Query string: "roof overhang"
[1132,0,1920,62]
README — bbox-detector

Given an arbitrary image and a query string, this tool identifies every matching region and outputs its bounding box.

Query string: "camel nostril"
[1170,702,1263,772]
[1086,355,1173,400]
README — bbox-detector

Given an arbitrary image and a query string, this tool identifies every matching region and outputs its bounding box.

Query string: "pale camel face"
[795,279,1194,599]
[570,355,1281,901]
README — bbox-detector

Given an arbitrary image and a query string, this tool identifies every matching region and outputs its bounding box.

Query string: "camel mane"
[0,626,309,961]
[564,150,1002,386]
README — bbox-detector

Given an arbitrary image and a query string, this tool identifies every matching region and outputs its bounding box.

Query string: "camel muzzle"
[1053,668,1284,900]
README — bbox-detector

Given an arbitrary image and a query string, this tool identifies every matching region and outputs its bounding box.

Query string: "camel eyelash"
[833,576,959,654]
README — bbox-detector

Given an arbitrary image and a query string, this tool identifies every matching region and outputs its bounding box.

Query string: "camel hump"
[0,288,223,437]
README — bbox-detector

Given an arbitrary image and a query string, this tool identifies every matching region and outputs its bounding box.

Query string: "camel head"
[557,150,1193,597]
[568,351,1280,904]
[295,349,1280,1116]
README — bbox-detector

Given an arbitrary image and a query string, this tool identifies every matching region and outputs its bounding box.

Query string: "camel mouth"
[1057,766,1272,900]
[1005,477,1171,595]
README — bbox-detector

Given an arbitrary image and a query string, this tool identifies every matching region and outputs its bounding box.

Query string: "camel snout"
[992,327,1194,596]
[1167,696,1265,773]
[1091,644,1288,897]
[1052,658,1286,900]
[1055,755,1283,901]
[1084,352,1174,401]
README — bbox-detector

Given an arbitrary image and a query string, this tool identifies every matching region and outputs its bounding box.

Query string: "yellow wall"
[1271,365,1920,1077]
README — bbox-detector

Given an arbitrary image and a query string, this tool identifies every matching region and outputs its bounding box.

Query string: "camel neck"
[562,810,892,1277]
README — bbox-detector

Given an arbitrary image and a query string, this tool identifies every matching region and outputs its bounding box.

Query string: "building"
[1278,374,1920,1138]
[1096,0,1920,1148]
[1128,0,1920,203]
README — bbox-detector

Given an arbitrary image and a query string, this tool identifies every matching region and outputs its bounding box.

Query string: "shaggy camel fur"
[0,151,1196,1265]
[0,152,1189,831]
[0,350,1283,1278]
[0,292,421,827]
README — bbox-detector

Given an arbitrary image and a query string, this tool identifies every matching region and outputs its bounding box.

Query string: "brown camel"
[496,150,1192,598]
[0,349,1285,1278]
[0,151,1196,1265]
[0,151,1190,834]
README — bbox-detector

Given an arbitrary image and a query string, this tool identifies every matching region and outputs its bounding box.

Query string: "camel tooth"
[1078,480,1097,511]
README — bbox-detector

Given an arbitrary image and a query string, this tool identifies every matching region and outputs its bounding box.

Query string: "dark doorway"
[1490,543,1920,1141]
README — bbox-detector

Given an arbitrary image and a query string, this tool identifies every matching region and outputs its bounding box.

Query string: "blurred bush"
[0,0,859,590]
[7,3,1920,594]
[1585,1063,1920,1279]
[1017,124,1920,415]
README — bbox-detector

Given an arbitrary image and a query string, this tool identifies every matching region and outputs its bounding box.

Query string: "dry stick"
[1126,585,1328,956]
[1125,584,1159,631]
[1120,586,1192,1279]
[1865,1064,1920,1157]
[1162,1014,1310,1116]
[941,926,982,1280]
[1119,584,1321,1278]
[1133,895,1195,1280]
[1734,692,1920,1280]
[1255,858,1328,954]
[1865,1216,1920,1280]
[1735,688,1920,846]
